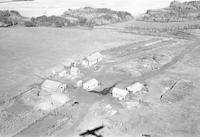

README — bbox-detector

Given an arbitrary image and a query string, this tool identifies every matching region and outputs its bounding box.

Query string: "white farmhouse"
[112,87,129,100]
[82,52,103,67]
[83,78,99,91]
[41,80,67,93]
[126,82,144,94]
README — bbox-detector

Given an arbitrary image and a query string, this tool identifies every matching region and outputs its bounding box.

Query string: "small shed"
[83,78,99,91]
[58,70,67,77]
[70,67,80,76]
[126,82,144,94]
[112,87,129,100]
[76,80,83,87]
[41,80,67,93]
[82,52,103,67]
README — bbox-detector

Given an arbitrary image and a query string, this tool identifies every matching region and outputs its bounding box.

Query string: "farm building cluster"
[29,51,148,111]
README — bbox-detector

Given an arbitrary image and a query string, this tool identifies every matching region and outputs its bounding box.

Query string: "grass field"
[0,27,152,103]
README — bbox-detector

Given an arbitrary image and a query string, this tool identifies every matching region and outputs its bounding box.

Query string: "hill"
[0,7,133,27]
[138,0,200,22]
[61,7,133,26]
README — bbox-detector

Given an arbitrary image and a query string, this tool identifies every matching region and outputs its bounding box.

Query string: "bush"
[30,15,68,27]
[78,17,87,26]
[24,21,36,27]
[54,22,65,27]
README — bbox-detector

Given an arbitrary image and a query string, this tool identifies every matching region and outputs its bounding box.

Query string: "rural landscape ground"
[1,1,200,137]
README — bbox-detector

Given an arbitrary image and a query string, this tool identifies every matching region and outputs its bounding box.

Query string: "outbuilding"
[41,80,67,93]
[76,80,83,87]
[126,82,144,94]
[82,52,103,67]
[112,87,129,100]
[58,70,67,77]
[70,67,80,76]
[83,78,99,91]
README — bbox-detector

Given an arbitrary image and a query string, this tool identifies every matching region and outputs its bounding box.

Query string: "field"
[0,20,200,137]
[0,27,153,105]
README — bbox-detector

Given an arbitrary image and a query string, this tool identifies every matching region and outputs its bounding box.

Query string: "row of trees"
[139,1,200,23]
[24,15,89,27]
[0,8,133,28]
[127,23,200,32]
[61,7,133,26]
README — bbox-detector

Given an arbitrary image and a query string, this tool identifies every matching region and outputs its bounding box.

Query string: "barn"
[82,52,103,67]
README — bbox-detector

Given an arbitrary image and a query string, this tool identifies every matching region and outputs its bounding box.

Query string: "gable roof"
[71,67,79,71]
[112,87,129,96]
[84,78,99,85]
[126,82,143,92]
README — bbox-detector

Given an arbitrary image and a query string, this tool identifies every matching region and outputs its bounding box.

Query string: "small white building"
[126,82,144,94]
[83,78,99,91]
[82,52,103,67]
[58,70,67,77]
[41,80,67,93]
[112,87,129,100]
[70,67,80,76]
[76,80,83,87]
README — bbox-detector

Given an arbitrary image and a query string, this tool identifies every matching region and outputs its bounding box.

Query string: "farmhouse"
[126,82,144,94]
[83,78,99,91]
[82,52,103,67]
[41,80,67,93]
[112,87,129,100]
